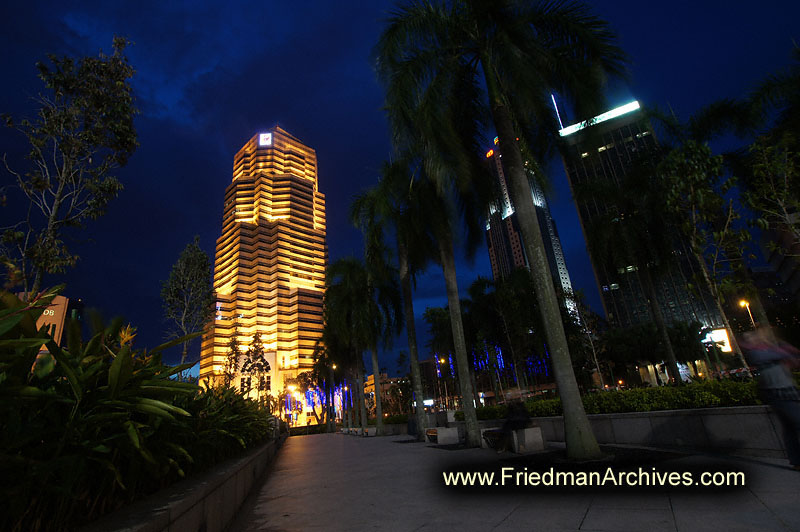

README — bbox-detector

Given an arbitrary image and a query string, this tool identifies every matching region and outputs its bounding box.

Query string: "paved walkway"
[230,433,800,531]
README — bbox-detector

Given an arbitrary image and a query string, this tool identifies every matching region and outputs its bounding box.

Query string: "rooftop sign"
[558,101,640,137]
[258,132,273,146]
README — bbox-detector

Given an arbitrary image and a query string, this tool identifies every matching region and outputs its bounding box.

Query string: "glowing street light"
[438,358,449,410]
[739,300,756,329]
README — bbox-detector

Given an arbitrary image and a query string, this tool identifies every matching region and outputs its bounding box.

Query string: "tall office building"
[485,141,575,309]
[200,128,327,420]
[558,101,721,331]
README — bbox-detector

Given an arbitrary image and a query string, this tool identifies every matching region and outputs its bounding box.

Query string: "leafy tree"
[161,236,215,368]
[668,321,712,376]
[561,288,606,389]
[241,332,270,400]
[659,141,751,371]
[223,324,242,388]
[493,268,545,389]
[744,134,800,256]
[376,0,626,459]
[1,37,138,295]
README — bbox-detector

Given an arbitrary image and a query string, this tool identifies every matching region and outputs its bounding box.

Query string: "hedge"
[455,380,761,421]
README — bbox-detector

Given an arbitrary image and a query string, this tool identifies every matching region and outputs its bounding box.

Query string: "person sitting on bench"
[483,401,531,452]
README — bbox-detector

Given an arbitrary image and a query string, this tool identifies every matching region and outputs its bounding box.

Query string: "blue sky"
[1,1,799,373]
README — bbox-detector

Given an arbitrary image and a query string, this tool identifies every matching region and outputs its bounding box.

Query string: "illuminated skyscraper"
[200,128,327,420]
[485,142,575,309]
[558,101,721,330]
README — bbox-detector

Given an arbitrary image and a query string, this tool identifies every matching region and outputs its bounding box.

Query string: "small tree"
[161,236,215,368]
[224,325,242,388]
[660,141,751,371]
[1,37,138,295]
[744,134,800,256]
[241,332,270,400]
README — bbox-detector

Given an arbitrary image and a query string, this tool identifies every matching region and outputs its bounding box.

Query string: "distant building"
[17,293,83,349]
[484,140,575,311]
[558,101,722,331]
[200,127,327,426]
[364,373,410,416]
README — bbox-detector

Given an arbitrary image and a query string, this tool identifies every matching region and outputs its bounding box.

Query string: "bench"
[426,427,459,445]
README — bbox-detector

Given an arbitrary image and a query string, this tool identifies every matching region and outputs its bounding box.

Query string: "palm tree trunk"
[639,267,682,383]
[486,81,601,459]
[355,356,368,435]
[469,362,480,407]
[438,233,481,447]
[399,244,428,440]
[370,349,384,435]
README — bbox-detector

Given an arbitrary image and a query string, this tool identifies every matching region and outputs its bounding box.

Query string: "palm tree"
[355,148,492,448]
[376,0,626,459]
[749,45,800,144]
[324,257,400,435]
[351,160,438,440]
[415,168,492,447]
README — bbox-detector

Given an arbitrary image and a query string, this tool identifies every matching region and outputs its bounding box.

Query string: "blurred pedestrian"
[741,328,800,470]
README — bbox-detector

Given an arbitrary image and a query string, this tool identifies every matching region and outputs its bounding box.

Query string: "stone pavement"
[229,433,800,531]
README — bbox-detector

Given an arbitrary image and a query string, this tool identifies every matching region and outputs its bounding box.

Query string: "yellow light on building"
[200,128,327,422]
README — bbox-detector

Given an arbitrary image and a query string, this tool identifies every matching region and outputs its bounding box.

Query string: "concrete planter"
[81,434,287,532]
[535,405,786,458]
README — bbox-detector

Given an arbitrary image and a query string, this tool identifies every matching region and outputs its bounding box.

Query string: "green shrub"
[0,290,274,531]
[452,379,760,422]
[289,423,327,436]
[364,414,409,425]
[526,398,562,417]
[383,414,408,424]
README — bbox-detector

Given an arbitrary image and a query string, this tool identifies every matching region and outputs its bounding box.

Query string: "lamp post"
[439,358,449,410]
[328,363,337,430]
[739,300,756,329]
[287,384,297,427]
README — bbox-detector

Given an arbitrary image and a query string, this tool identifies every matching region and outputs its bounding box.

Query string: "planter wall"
[81,433,287,532]
[536,405,786,458]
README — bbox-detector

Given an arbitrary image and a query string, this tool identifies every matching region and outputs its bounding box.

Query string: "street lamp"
[329,363,337,427]
[439,358,449,410]
[739,300,756,329]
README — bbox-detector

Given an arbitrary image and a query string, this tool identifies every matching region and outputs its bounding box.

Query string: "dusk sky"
[1,1,799,372]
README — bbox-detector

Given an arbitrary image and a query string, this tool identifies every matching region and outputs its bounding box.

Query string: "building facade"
[200,128,327,424]
[485,140,576,308]
[558,101,721,331]
[19,293,83,349]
